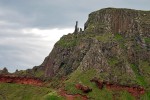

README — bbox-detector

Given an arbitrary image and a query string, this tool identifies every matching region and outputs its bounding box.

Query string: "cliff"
[84,8,150,37]
[5,8,149,99]
[37,8,149,86]
[33,8,150,100]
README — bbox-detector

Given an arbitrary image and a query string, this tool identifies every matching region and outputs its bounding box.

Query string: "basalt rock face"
[39,8,150,87]
[41,35,92,77]
[84,8,150,37]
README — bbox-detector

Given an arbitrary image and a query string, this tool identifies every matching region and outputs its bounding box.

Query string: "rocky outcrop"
[0,67,9,74]
[38,8,150,88]
[0,75,43,86]
[74,21,79,33]
[90,78,104,89]
[84,8,150,37]
[41,34,92,77]
[75,83,92,93]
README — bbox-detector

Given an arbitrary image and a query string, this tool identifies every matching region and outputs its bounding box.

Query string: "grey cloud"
[0,0,150,28]
[0,32,53,72]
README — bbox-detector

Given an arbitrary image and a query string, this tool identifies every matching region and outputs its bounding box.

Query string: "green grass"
[130,64,147,87]
[139,61,150,86]
[65,69,113,100]
[108,57,119,66]
[44,91,64,100]
[113,91,135,100]
[96,33,113,43]
[138,60,150,100]
[144,37,150,44]
[114,34,123,41]
[114,34,126,48]
[15,69,45,79]
[141,91,150,100]
[131,62,150,100]
[0,83,64,100]
[57,34,78,48]
[65,68,136,100]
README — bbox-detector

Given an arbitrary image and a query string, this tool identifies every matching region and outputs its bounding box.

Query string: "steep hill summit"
[37,8,150,99]
[39,8,150,84]
[84,8,150,36]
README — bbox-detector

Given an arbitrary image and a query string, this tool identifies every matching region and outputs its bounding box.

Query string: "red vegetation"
[0,75,43,86]
[90,78,145,97]
[59,89,88,100]
[75,83,92,93]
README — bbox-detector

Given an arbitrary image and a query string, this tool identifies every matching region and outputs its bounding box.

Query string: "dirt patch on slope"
[59,89,88,100]
[0,75,43,86]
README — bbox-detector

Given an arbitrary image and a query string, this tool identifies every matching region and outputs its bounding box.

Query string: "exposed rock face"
[41,34,92,77]
[39,8,150,87]
[75,83,92,93]
[90,78,104,89]
[74,21,79,33]
[85,8,150,37]
[0,67,9,74]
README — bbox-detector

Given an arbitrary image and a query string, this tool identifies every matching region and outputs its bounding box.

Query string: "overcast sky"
[0,0,150,72]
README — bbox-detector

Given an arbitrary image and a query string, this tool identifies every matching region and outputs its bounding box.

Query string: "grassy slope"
[1,34,149,100]
[0,83,64,100]
[65,68,136,100]
[65,68,150,100]
[58,33,149,100]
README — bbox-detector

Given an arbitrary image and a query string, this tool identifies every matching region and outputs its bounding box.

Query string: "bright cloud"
[0,28,74,72]
[22,28,74,41]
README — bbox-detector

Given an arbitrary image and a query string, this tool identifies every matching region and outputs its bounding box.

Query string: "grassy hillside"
[64,68,150,100]
[0,83,64,100]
